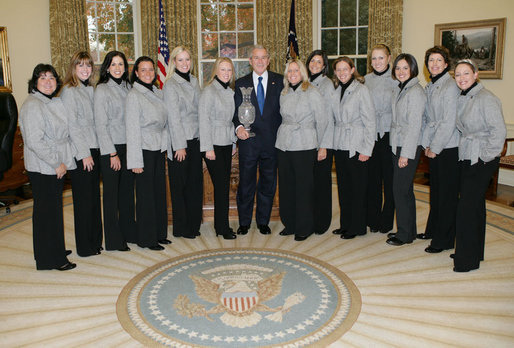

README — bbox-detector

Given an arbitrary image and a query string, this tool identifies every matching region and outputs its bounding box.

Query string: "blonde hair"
[63,51,95,87]
[165,46,193,82]
[282,59,310,95]
[207,57,235,89]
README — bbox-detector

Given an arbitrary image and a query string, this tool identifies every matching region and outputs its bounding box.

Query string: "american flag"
[286,0,299,61]
[157,0,169,89]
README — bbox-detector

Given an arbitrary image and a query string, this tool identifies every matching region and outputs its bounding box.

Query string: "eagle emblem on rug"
[173,264,305,328]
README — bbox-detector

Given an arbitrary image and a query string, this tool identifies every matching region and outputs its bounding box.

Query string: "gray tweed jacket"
[163,72,201,159]
[125,82,168,169]
[390,77,426,159]
[421,72,460,154]
[456,83,506,164]
[198,79,235,152]
[364,68,396,139]
[94,79,130,155]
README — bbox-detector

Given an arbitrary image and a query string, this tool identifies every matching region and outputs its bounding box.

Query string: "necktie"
[257,76,265,115]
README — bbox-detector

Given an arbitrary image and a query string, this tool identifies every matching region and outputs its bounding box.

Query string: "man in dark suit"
[233,45,283,235]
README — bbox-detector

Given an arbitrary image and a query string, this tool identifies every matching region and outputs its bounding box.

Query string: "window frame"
[196,0,257,86]
[86,0,141,64]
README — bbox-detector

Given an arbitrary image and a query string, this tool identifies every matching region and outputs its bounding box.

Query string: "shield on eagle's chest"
[220,291,259,313]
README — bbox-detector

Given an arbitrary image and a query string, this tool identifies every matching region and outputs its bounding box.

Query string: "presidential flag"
[157,0,169,89]
[286,0,299,60]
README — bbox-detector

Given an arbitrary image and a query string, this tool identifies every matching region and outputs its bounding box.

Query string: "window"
[198,0,256,85]
[86,0,139,64]
[318,0,369,76]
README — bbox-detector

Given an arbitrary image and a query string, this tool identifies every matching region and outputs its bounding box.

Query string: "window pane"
[358,27,368,54]
[117,34,135,62]
[234,61,252,80]
[340,0,356,27]
[86,2,97,33]
[201,4,217,32]
[321,29,338,55]
[359,0,369,25]
[340,28,356,55]
[97,2,115,32]
[238,32,253,58]
[321,0,338,27]
[356,58,368,76]
[202,33,218,59]
[98,33,116,58]
[202,62,215,85]
[220,33,237,58]
[89,33,99,62]
[237,4,253,30]
[219,4,235,31]
[116,3,133,32]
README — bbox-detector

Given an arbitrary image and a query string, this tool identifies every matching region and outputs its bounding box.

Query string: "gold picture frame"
[0,27,13,92]
[434,18,506,79]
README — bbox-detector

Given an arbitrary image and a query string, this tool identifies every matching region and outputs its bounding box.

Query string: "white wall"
[0,0,51,106]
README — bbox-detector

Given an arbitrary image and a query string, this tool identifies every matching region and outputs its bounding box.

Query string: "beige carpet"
[1,185,513,347]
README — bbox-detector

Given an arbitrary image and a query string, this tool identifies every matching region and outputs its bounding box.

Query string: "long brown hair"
[63,51,95,87]
[331,56,364,87]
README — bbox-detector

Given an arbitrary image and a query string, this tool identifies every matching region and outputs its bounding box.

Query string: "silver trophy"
[238,87,256,137]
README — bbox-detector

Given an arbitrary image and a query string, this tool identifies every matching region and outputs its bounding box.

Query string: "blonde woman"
[276,59,330,241]
[198,57,236,239]
[163,46,202,239]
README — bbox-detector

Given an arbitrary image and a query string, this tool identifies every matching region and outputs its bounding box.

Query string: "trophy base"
[244,127,255,138]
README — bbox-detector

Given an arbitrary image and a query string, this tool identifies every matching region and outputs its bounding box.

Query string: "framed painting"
[434,18,506,79]
[0,27,13,92]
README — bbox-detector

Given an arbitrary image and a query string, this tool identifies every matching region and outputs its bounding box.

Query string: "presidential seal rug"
[117,248,361,347]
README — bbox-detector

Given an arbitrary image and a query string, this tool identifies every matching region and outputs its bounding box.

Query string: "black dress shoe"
[424,246,443,253]
[387,232,396,238]
[453,266,476,273]
[370,228,380,233]
[237,225,249,235]
[118,246,131,251]
[416,233,431,240]
[194,231,201,236]
[294,235,310,241]
[148,245,165,250]
[182,235,196,239]
[279,228,294,236]
[450,253,455,259]
[99,246,104,251]
[340,233,356,240]
[216,231,237,240]
[158,239,172,245]
[172,233,182,238]
[257,224,271,235]
[332,228,347,235]
[65,250,72,256]
[57,262,76,271]
[386,236,412,246]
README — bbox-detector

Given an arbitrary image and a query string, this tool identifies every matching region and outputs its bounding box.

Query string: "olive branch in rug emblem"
[173,264,306,328]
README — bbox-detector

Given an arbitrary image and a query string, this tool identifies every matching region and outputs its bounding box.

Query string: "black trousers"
[168,138,203,237]
[313,149,333,234]
[69,148,103,256]
[135,150,168,247]
[366,133,394,232]
[99,144,135,249]
[204,145,232,235]
[277,149,316,238]
[237,144,277,226]
[334,150,368,237]
[425,147,459,249]
[28,172,69,270]
[392,146,422,242]
[454,158,499,271]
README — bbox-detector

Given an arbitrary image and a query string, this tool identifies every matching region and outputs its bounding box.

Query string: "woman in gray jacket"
[420,46,460,253]
[20,64,78,271]
[306,50,334,235]
[126,56,169,250]
[386,53,426,246]
[453,59,506,272]
[330,56,376,240]
[163,46,203,239]
[277,59,330,241]
[365,44,397,235]
[199,57,236,239]
[94,51,134,251]
[61,51,103,257]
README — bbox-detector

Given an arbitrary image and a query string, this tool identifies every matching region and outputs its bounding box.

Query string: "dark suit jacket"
[233,71,284,152]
